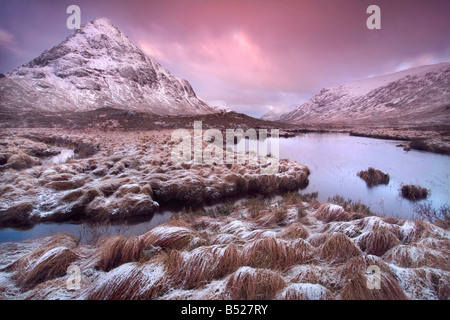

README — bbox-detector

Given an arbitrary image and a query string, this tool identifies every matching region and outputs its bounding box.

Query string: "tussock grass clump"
[210,233,244,245]
[341,272,408,300]
[280,223,309,240]
[401,185,429,201]
[7,152,37,170]
[280,283,333,300]
[357,167,390,187]
[320,233,361,264]
[61,189,85,202]
[13,246,78,291]
[314,204,350,223]
[341,255,393,278]
[242,237,305,270]
[291,238,316,263]
[383,244,450,270]
[0,202,34,227]
[170,244,241,289]
[417,238,450,253]
[327,195,373,216]
[161,249,184,277]
[226,266,286,300]
[411,219,444,241]
[87,263,166,300]
[289,265,340,290]
[357,229,401,256]
[98,235,145,271]
[382,216,403,225]
[322,221,362,238]
[307,233,329,247]
[44,179,85,191]
[254,206,288,227]
[141,225,198,251]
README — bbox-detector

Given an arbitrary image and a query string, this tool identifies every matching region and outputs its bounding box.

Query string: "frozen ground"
[0,195,448,300]
[0,128,309,227]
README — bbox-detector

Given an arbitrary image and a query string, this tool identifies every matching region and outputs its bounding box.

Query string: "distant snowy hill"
[0,18,216,115]
[211,104,233,113]
[280,63,450,124]
[261,105,300,121]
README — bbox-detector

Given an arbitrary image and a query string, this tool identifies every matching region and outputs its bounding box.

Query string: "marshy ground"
[0,128,309,228]
[0,192,448,300]
[0,125,448,300]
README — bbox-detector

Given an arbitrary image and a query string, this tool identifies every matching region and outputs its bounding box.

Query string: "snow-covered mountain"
[261,105,300,121]
[280,63,450,124]
[211,104,233,113]
[0,18,216,115]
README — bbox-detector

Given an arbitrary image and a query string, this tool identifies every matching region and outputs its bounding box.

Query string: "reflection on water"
[272,133,450,219]
[1,133,448,243]
[0,211,173,243]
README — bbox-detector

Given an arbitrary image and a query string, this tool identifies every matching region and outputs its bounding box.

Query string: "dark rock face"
[0,18,215,115]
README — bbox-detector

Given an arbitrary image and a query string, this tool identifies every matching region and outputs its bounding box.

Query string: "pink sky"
[1,0,449,116]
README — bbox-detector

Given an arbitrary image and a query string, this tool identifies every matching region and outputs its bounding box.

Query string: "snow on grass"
[279,282,331,300]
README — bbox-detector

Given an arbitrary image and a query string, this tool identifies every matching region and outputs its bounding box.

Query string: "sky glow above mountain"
[1,0,449,116]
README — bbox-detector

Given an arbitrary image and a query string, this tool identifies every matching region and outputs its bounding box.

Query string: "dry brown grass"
[341,255,394,278]
[254,206,288,227]
[288,265,341,290]
[341,272,408,300]
[0,202,34,227]
[12,246,78,291]
[242,237,296,270]
[401,185,429,200]
[383,244,450,270]
[411,219,442,241]
[162,249,184,275]
[7,152,37,170]
[86,262,166,300]
[44,179,86,191]
[280,223,309,240]
[314,204,350,223]
[280,283,333,300]
[357,168,390,187]
[292,238,316,263]
[169,244,241,289]
[357,229,401,256]
[97,235,145,271]
[141,225,198,250]
[356,217,403,241]
[319,233,361,264]
[281,192,304,206]
[418,238,450,253]
[210,233,244,245]
[382,216,403,225]
[307,233,330,247]
[226,266,286,300]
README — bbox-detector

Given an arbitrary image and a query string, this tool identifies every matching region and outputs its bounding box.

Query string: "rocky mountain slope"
[260,105,300,121]
[274,63,450,125]
[0,18,215,115]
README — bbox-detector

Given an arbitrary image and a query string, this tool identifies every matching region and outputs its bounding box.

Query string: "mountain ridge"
[0,17,216,115]
[267,62,450,125]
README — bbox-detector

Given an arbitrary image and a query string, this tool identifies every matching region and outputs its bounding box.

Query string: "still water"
[1,133,448,243]
[275,133,449,218]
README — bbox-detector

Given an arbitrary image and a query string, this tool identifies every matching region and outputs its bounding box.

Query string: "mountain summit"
[0,18,215,115]
[274,62,450,125]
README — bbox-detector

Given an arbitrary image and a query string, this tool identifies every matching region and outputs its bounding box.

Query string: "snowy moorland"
[0,193,448,300]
